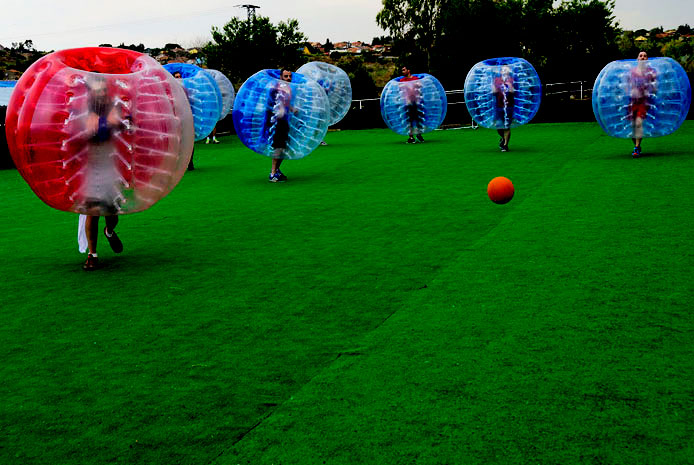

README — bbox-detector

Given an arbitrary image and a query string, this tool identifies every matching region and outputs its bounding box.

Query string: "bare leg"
[85,216,100,254]
[632,117,644,157]
[497,129,511,147]
[633,117,643,147]
[271,157,282,175]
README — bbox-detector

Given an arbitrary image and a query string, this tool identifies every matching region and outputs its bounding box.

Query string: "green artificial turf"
[1,123,693,464]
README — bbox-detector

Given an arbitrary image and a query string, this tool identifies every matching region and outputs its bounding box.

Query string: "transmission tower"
[235,4,260,23]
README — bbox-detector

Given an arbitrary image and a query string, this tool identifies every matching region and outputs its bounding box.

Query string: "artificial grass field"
[1,122,693,464]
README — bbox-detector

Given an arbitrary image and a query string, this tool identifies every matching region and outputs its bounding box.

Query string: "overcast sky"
[0,0,692,51]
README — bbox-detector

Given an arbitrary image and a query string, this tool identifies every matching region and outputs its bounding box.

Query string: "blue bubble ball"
[592,57,691,138]
[205,69,235,120]
[163,63,222,141]
[380,73,447,136]
[296,61,352,126]
[232,69,330,160]
[464,57,542,129]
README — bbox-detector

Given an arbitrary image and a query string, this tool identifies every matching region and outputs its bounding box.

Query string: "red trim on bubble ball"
[6,48,149,211]
[55,47,143,74]
[5,48,198,213]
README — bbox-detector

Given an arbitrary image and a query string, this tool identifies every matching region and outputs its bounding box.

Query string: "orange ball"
[487,177,514,204]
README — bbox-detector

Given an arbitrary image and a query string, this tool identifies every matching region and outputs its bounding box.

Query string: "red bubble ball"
[5,47,194,215]
[487,176,514,204]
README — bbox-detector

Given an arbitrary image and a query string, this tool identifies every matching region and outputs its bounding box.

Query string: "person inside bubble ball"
[206,126,220,144]
[80,76,126,271]
[317,77,332,146]
[493,65,515,152]
[400,65,424,144]
[172,70,196,170]
[629,51,657,158]
[268,68,295,182]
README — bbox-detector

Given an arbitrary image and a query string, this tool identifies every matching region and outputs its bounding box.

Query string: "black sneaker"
[104,227,123,253]
[83,254,99,271]
[499,138,505,149]
[407,136,416,144]
[416,134,424,143]
[501,145,509,152]
[277,170,288,181]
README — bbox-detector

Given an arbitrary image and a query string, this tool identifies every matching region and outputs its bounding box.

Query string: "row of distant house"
[308,41,391,55]
[155,41,394,67]
[154,47,201,65]
[0,39,392,80]
[634,29,694,42]
[155,41,392,66]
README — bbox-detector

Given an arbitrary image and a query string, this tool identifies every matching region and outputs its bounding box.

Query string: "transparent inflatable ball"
[5,47,194,215]
[163,63,222,141]
[232,69,330,160]
[204,68,235,120]
[592,57,691,138]
[296,61,352,126]
[380,73,447,136]
[464,57,542,129]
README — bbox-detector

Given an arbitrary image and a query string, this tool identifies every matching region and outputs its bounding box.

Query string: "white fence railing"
[351,81,593,108]
[1,80,593,109]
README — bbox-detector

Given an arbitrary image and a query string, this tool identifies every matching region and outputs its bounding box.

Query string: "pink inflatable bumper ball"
[5,47,194,215]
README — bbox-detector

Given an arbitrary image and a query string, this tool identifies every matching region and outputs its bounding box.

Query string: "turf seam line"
[213,306,402,461]
[211,414,271,463]
[466,135,608,254]
[213,131,608,459]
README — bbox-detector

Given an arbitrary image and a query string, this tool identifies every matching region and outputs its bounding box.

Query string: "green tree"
[336,56,379,98]
[676,24,692,36]
[617,30,640,58]
[517,0,555,70]
[3,40,47,75]
[371,36,392,46]
[10,40,34,52]
[544,0,620,80]
[433,0,525,85]
[376,0,620,87]
[662,37,694,72]
[117,43,146,52]
[277,18,308,65]
[376,0,443,70]
[203,15,307,87]
[649,26,664,36]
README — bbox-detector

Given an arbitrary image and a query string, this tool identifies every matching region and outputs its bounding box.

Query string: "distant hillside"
[0,41,398,98]
[0,41,47,80]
